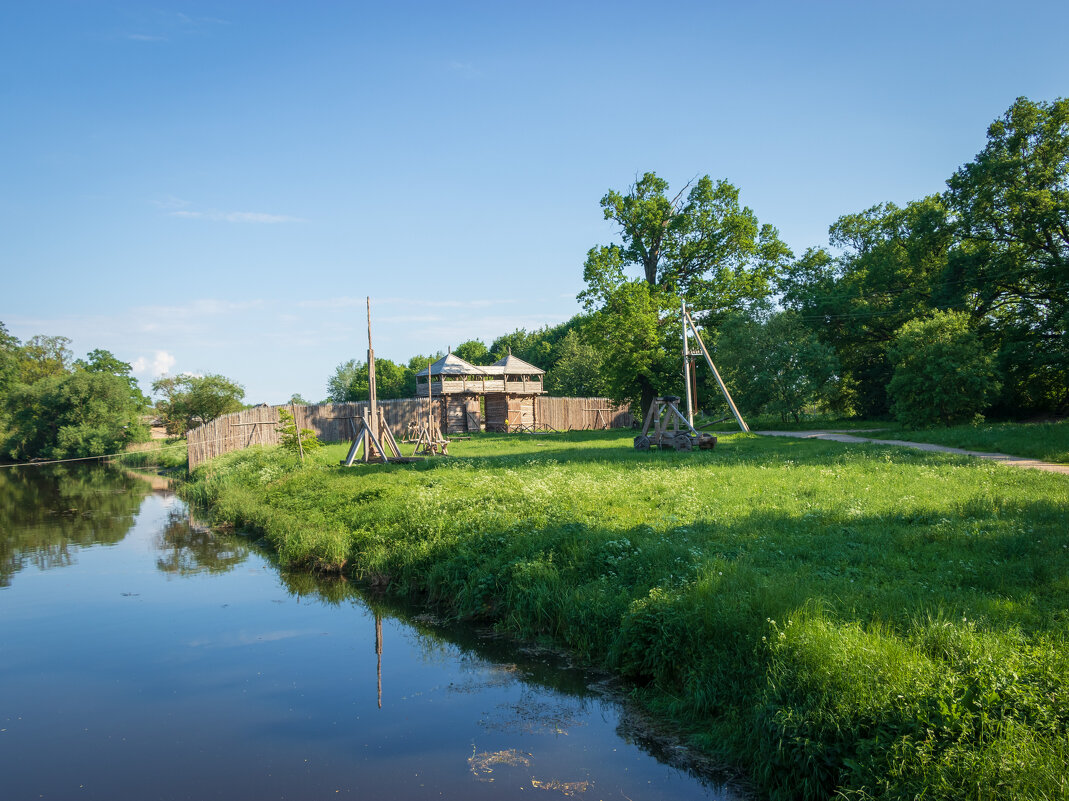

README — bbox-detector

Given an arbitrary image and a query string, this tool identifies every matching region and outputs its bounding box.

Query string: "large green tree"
[779,197,954,416]
[544,328,607,397]
[580,172,790,413]
[19,334,73,384]
[0,323,21,422]
[3,370,149,460]
[945,96,1069,413]
[75,349,148,405]
[152,373,245,435]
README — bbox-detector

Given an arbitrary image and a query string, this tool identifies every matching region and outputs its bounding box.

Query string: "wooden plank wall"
[534,396,633,432]
[187,396,633,470]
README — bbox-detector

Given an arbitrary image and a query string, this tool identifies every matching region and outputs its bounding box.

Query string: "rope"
[0,441,190,469]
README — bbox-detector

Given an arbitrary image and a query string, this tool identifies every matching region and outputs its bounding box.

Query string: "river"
[0,464,741,800]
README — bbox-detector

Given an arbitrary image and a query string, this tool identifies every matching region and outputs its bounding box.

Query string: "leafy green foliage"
[326,357,412,402]
[779,198,954,417]
[946,96,1069,414]
[275,408,321,454]
[580,172,789,412]
[453,339,490,364]
[152,373,245,435]
[74,348,148,405]
[3,370,149,460]
[887,311,999,427]
[714,309,849,422]
[19,334,74,384]
[0,322,21,424]
[543,329,606,397]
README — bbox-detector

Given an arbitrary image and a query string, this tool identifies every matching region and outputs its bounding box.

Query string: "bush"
[887,311,998,428]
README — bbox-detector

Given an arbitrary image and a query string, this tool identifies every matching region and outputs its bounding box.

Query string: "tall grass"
[115,439,188,470]
[183,431,1069,800]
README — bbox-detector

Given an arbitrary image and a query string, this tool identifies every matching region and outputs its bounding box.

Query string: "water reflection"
[0,464,150,586]
[155,509,250,576]
[0,464,741,800]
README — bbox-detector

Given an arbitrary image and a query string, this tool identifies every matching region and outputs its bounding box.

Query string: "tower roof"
[415,352,484,378]
[482,353,545,376]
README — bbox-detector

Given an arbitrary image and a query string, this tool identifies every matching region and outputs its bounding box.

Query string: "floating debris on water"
[468,748,532,781]
[531,778,591,795]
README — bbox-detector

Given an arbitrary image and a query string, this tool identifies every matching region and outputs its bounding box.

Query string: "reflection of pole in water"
[375,612,383,709]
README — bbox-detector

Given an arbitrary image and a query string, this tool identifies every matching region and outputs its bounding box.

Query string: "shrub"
[887,311,998,427]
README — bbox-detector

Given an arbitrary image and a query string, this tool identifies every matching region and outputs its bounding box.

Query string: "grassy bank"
[865,419,1069,465]
[184,431,1069,800]
[115,439,188,470]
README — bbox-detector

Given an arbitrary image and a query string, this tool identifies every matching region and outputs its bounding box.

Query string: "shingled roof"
[481,353,545,376]
[415,352,485,378]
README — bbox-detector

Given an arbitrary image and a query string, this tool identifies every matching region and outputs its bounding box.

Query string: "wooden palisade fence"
[187,397,632,470]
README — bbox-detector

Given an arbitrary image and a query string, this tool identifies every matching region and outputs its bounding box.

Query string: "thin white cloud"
[150,195,192,210]
[169,209,305,224]
[127,33,167,42]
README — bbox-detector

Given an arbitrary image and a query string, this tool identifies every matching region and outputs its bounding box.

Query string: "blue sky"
[3,1,1067,403]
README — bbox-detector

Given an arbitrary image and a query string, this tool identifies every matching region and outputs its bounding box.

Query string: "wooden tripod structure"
[410,361,449,456]
[680,301,749,433]
[342,298,405,465]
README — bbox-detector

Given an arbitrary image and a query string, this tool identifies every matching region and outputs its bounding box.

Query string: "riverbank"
[183,430,1069,800]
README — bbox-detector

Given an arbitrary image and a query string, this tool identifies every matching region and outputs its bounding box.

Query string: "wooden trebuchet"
[634,396,716,452]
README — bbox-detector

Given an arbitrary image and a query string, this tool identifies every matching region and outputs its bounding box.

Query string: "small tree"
[887,310,998,427]
[544,329,606,397]
[152,373,245,435]
[275,408,321,454]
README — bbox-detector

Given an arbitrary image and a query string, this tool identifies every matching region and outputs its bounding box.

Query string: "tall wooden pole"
[366,297,379,460]
[682,300,694,427]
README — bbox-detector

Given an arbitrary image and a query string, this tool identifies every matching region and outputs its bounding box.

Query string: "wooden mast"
[366,297,379,461]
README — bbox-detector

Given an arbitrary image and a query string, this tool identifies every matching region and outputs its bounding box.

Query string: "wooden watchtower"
[414,350,546,434]
[415,353,487,435]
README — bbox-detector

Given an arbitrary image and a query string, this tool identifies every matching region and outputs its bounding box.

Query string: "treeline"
[329,96,1067,427]
[0,325,248,461]
[0,328,151,461]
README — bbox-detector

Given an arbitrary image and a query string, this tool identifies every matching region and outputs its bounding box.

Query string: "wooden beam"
[684,308,750,433]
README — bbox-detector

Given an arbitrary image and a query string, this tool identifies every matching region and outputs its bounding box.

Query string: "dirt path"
[756,430,1069,475]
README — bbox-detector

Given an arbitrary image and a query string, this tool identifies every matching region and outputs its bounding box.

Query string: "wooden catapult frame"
[342,299,406,465]
[633,302,748,451]
[409,360,449,456]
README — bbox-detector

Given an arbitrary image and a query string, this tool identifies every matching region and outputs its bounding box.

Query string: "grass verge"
[115,439,188,470]
[865,420,1069,464]
[183,430,1069,800]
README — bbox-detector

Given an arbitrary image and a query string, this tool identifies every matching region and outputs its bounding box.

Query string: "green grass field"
[184,430,1069,800]
[864,419,1069,464]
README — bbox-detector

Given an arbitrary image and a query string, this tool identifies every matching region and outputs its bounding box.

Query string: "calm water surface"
[0,465,740,800]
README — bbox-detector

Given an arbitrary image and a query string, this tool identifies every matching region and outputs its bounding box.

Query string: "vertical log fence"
[186,397,632,470]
